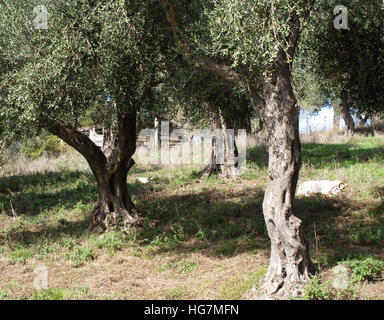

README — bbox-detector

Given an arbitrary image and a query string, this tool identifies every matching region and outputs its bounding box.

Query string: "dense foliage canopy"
[0,0,171,141]
[296,0,384,115]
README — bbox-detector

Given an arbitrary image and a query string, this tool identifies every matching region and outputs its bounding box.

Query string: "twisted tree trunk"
[202,103,238,179]
[255,51,316,298]
[340,100,355,135]
[90,157,140,233]
[160,0,316,298]
[45,109,142,233]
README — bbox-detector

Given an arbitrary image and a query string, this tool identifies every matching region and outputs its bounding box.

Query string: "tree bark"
[0,142,5,170]
[255,51,316,298]
[160,0,316,298]
[357,112,368,126]
[253,118,264,134]
[90,157,140,233]
[45,109,141,233]
[340,101,355,135]
[333,104,340,132]
[235,97,253,134]
[202,104,238,178]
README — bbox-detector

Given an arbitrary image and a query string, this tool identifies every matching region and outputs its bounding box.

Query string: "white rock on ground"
[331,265,351,291]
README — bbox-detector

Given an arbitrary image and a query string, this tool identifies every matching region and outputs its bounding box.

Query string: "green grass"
[145,286,189,299]
[158,260,198,274]
[219,268,267,299]
[91,230,125,255]
[1,135,384,299]
[30,288,68,300]
[8,248,34,264]
[0,290,9,299]
[340,257,384,283]
[163,287,188,299]
[65,245,95,268]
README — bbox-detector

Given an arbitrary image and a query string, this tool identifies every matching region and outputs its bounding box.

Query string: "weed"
[164,287,188,299]
[5,220,25,244]
[219,268,267,299]
[70,286,90,298]
[194,229,207,241]
[150,228,185,250]
[348,223,384,245]
[0,291,9,299]
[305,276,333,300]
[66,246,94,268]
[340,258,384,283]
[30,288,67,300]
[92,231,124,255]
[159,260,197,274]
[8,248,34,264]
[305,275,359,300]
[179,261,197,274]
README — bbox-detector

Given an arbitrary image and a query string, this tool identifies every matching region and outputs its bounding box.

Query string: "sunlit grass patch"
[30,288,68,300]
[0,135,383,299]
[218,268,267,300]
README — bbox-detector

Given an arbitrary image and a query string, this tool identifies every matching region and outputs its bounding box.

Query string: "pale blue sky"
[298,103,362,133]
[299,100,369,133]
[299,105,335,133]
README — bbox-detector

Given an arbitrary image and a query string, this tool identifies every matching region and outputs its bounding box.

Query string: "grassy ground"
[0,133,383,300]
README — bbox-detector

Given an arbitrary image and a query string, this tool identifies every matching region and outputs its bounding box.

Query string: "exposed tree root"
[201,163,238,179]
[86,199,143,234]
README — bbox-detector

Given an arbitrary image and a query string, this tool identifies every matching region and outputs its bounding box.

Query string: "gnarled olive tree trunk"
[340,100,355,135]
[202,103,238,179]
[90,156,140,233]
[45,110,141,233]
[159,0,315,298]
[255,52,316,298]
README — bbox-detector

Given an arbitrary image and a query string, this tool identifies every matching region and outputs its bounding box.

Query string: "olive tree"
[159,0,319,297]
[0,0,171,232]
[298,0,384,133]
[160,59,253,177]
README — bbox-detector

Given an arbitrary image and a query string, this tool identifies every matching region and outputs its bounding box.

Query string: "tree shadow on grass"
[0,170,147,217]
[0,216,91,247]
[135,187,351,258]
[130,165,164,175]
[135,186,270,258]
[0,171,93,194]
[0,182,97,217]
[247,142,384,170]
[295,192,384,266]
[301,143,384,169]
[2,168,383,263]
[246,145,269,169]
[135,186,384,261]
